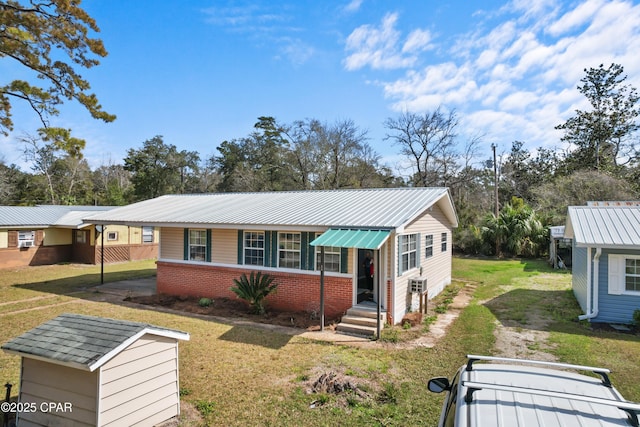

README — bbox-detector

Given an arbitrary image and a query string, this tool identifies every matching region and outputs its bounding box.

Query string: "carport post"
[320,246,325,331]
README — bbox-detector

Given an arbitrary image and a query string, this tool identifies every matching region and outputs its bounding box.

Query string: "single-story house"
[0,205,159,268]
[84,187,458,325]
[1,313,190,427]
[564,204,640,323]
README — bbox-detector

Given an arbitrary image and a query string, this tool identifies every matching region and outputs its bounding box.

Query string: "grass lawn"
[0,257,639,426]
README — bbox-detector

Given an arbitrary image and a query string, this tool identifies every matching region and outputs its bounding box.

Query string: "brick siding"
[157,261,353,320]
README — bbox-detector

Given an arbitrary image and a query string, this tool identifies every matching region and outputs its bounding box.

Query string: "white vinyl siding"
[17,358,97,426]
[160,228,183,260]
[100,335,180,427]
[212,229,237,264]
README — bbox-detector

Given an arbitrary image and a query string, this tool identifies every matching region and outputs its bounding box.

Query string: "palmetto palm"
[230,271,278,314]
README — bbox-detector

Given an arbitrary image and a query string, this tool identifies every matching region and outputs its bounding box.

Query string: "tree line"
[1,2,639,258]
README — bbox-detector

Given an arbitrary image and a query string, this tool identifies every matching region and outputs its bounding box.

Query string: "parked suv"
[428,355,640,427]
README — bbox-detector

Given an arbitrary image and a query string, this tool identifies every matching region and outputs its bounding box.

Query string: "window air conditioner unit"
[19,240,34,248]
[409,278,427,293]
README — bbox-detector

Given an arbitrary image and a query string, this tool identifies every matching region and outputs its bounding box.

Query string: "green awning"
[310,229,391,250]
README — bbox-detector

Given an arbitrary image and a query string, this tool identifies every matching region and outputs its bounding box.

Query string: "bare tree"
[384,108,458,186]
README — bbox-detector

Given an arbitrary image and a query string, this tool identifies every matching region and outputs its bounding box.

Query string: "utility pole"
[491,143,498,218]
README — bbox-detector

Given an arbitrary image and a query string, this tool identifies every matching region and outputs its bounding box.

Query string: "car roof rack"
[462,380,640,427]
[466,354,612,387]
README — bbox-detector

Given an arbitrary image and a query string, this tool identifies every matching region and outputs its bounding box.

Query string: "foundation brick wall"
[156,261,353,320]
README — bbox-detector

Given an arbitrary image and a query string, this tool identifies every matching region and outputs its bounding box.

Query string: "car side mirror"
[428,377,451,393]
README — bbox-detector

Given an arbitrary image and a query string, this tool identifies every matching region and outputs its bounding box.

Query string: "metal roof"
[310,229,391,250]
[565,206,640,248]
[83,187,458,230]
[1,313,189,372]
[0,205,113,228]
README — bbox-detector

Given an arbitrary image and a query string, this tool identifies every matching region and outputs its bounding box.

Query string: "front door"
[357,249,375,303]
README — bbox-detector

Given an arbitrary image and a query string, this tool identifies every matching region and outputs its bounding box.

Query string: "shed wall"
[571,243,589,313]
[595,249,640,324]
[17,358,97,427]
[99,334,180,427]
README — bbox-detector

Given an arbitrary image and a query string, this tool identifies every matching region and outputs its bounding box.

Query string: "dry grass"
[1,258,638,426]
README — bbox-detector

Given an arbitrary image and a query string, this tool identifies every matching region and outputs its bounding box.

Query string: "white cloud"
[372,0,640,151]
[344,12,431,70]
[343,0,364,13]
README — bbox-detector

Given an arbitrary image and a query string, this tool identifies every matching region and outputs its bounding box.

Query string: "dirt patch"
[126,294,338,331]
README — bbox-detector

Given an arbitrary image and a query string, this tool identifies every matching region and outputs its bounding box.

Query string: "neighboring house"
[564,204,640,324]
[85,188,458,325]
[1,313,189,427]
[0,205,159,268]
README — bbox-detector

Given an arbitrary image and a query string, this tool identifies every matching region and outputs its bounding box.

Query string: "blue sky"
[3,0,640,175]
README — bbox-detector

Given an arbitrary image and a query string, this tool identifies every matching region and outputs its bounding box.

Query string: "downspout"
[579,247,602,321]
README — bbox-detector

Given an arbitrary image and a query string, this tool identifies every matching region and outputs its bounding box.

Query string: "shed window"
[315,233,341,273]
[244,231,265,266]
[608,254,640,295]
[425,234,433,258]
[142,226,154,243]
[399,234,418,274]
[626,259,640,292]
[441,233,448,252]
[189,229,207,262]
[278,232,301,269]
[107,231,118,241]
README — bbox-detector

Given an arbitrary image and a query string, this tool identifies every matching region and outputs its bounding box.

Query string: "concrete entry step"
[336,303,386,338]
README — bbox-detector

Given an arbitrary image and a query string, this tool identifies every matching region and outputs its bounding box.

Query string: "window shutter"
[237,230,244,264]
[206,230,212,263]
[35,230,44,246]
[416,233,421,268]
[301,232,309,270]
[272,231,279,267]
[8,231,18,247]
[340,248,348,274]
[264,231,271,267]
[183,229,189,260]
[308,233,315,270]
[608,254,624,295]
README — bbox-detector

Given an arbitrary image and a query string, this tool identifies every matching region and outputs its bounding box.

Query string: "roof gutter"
[579,247,602,321]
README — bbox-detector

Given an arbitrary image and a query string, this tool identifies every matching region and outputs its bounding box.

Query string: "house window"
[189,229,207,262]
[441,233,448,252]
[142,226,154,243]
[278,232,301,269]
[626,259,640,292]
[76,230,86,244]
[315,233,341,273]
[107,231,118,241]
[244,231,265,266]
[425,234,434,258]
[399,234,418,274]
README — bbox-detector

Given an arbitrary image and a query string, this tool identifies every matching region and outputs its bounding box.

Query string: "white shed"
[1,313,190,427]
